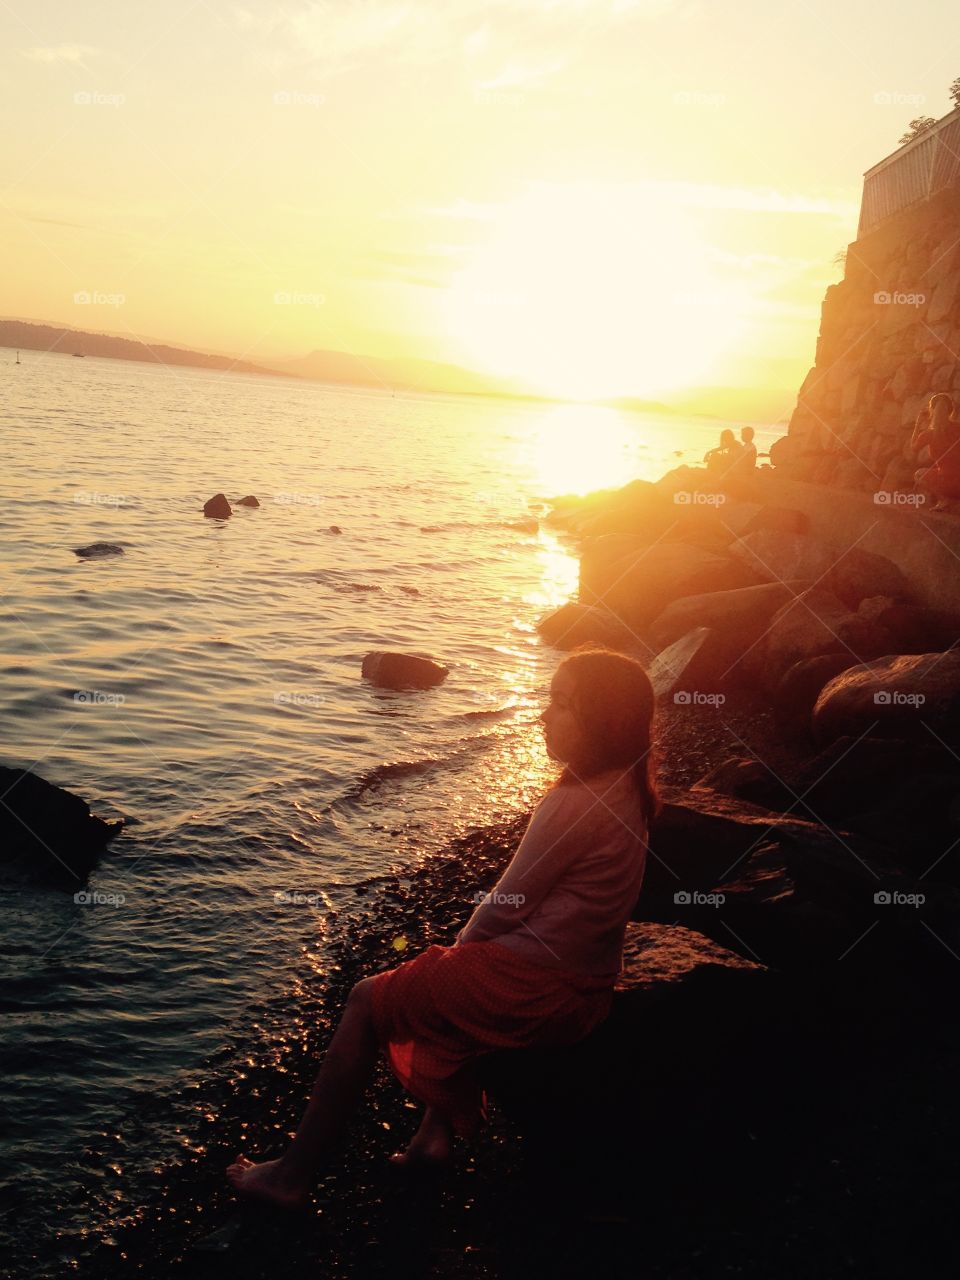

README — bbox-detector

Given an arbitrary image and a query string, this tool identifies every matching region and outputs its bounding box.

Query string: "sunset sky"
[2,0,958,414]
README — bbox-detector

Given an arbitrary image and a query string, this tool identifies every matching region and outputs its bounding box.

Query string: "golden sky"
[2,0,957,413]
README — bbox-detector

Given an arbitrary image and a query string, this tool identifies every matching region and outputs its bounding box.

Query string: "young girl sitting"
[227,646,659,1207]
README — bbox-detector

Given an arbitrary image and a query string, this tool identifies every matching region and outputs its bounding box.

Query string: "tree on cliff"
[951,76,960,107]
[899,116,938,145]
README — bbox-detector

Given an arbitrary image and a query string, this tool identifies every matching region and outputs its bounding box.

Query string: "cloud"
[21,45,100,65]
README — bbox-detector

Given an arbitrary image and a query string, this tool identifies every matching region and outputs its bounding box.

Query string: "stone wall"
[785,183,960,495]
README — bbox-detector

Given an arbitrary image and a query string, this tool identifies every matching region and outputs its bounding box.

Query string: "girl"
[227,646,659,1207]
[911,392,960,511]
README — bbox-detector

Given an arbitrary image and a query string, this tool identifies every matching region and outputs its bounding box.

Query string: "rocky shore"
[41,465,960,1278]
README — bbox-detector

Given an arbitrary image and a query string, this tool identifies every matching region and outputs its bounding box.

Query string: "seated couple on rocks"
[226,647,658,1208]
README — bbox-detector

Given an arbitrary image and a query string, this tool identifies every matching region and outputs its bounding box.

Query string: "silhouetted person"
[226,648,660,1205]
[911,392,960,512]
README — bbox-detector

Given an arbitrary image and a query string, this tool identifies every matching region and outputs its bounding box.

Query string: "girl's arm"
[455,786,598,947]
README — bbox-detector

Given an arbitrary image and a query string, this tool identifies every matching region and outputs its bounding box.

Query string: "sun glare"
[444,183,751,402]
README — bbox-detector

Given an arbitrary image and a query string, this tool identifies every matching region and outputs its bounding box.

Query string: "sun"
[443,182,750,402]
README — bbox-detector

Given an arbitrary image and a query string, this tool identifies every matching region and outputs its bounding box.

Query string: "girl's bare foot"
[389,1107,454,1170]
[225,1154,311,1210]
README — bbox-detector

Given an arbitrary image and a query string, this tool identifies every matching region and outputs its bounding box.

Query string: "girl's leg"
[226,976,381,1207]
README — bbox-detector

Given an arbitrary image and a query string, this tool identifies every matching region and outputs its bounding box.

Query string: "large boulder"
[650,580,807,650]
[773,652,859,735]
[648,627,740,696]
[535,601,641,653]
[813,651,960,747]
[0,766,123,881]
[73,542,124,559]
[203,493,232,519]
[361,651,449,690]
[756,588,896,692]
[857,596,960,653]
[580,542,761,633]
[729,530,910,608]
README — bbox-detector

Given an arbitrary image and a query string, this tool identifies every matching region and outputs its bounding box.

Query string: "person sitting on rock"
[226,646,659,1206]
[703,428,744,481]
[911,392,960,512]
[739,426,758,470]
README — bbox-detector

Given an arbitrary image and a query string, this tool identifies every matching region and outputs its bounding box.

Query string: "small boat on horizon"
[73,352,85,358]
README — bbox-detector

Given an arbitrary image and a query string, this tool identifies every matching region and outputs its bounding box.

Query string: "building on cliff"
[786,105,960,493]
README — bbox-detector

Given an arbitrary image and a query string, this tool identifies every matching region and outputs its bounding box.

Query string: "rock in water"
[74,542,124,559]
[361,651,449,690]
[203,493,232,518]
[0,765,123,880]
[328,525,343,534]
[236,495,260,508]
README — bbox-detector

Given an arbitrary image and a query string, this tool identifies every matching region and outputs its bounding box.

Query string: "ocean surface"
[0,346,778,1272]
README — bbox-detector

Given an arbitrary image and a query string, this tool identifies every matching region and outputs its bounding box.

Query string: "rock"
[328,525,343,534]
[693,758,796,811]
[857,595,959,652]
[729,530,911,608]
[650,581,807,651]
[361,651,449,690]
[203,493,232,519]
[773,653,858,735]
[568,478,674,538]
[720,504,809,540]
[648,627,739,697]
[73,542,124,559]
[580,541,761,633]
[504,516,539,534]
[535,601,641,653]
[236,495,260,507]
[0,765,123,880]
[757,588,896,692]
[399,585,420,597]
[813,650,960,747]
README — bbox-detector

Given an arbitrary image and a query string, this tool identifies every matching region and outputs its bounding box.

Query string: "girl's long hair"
[550,645,661,825]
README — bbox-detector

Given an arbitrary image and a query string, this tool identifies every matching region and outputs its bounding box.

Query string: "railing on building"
[858,107,960,238]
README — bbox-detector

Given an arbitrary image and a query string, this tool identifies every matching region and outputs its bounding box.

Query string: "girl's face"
[540,667,586,765]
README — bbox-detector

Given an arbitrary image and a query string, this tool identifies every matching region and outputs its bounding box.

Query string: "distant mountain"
[260,348,532,398]
[0,320,286,379]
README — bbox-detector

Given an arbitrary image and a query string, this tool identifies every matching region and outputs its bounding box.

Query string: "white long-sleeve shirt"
[455,768,650,976]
